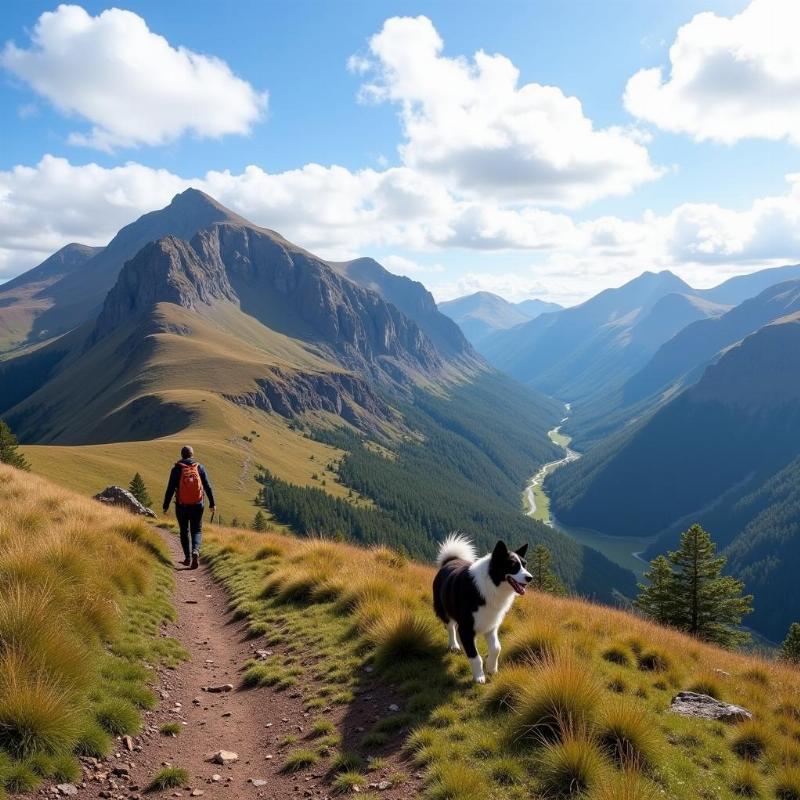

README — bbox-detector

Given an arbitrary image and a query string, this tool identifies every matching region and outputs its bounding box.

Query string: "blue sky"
[2,0,798,304]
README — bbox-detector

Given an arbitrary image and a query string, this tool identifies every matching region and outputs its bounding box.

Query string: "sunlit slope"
[10,300,368,520]
[26,406,353,523]
[204,525,800,800]
[0,464,183,793]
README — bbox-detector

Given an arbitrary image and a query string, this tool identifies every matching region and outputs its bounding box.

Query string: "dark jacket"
[163,458,215,510]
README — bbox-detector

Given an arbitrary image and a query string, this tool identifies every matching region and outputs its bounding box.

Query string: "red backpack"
[177,462,204,505]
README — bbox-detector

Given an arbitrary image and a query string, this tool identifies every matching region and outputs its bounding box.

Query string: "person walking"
[162,446,216,569]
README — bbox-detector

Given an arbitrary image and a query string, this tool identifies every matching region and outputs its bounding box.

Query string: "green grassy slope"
[203,525,800,800]
[0,465,185,794]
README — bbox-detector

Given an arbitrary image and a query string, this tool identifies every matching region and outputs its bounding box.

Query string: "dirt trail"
[68,531,321,799]
[44,528,420,800]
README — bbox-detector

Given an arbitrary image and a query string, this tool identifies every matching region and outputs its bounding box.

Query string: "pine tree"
[668,524,753,648]
[635,555,676,625]
[529,544,566,595]
[0,419,30,471]
[253,510,268,532]
[128,472,152,507]
[781,622,800,664]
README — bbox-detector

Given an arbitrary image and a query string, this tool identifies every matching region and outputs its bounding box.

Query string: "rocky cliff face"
[94,222,444,385]
[93,236,236,339]
[208,224,442,380]
[330,256,478,361]
[225,368,394,433]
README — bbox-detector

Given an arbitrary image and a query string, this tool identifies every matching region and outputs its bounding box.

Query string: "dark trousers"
[176,503,204,559]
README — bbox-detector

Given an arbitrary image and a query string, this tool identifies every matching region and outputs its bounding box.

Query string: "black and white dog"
[433,534,532,683]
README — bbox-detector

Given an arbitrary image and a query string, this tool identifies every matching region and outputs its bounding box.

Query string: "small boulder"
[93,486,156,517]
[205,684,234,693]
[209,750,239,765]
[56,785,78,797]
[669,691,752,723]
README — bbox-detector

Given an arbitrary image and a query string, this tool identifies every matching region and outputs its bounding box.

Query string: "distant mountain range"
[548,308,800,641]
[0,189,634,601]
[439,291,561,344]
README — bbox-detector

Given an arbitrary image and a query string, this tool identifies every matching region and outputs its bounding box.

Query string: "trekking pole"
[210,508,216,525]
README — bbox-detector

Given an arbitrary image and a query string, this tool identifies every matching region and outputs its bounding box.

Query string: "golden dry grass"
[202,525,800,800]
[0,464,178,792]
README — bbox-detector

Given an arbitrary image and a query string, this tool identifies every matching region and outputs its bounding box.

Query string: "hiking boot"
[191,551,199,570]
[181,556,191,567]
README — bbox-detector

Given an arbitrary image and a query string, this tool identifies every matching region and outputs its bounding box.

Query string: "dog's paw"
[474,675,486,684]
[448,644,462,653]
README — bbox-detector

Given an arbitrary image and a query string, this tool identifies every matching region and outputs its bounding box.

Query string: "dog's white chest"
[473,593,515,634]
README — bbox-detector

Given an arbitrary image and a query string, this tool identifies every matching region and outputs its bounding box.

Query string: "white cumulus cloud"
[624,0,800,145]
[352,15,661,207]
[4,157,800,304]
[1,4,266,150]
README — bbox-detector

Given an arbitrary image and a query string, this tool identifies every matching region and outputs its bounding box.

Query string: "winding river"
[523,403,654,578]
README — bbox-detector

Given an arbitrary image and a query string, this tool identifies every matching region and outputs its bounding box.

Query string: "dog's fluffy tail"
[436,533,476,567]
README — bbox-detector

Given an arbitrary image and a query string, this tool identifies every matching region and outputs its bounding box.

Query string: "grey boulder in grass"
[669,691,752,723]
[93,485,157,517]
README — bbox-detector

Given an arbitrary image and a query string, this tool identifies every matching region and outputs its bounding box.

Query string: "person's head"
[181,445,194,460]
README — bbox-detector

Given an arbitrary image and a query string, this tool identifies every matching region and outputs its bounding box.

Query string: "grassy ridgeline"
[205,526,800,800]
[0,465,184,794]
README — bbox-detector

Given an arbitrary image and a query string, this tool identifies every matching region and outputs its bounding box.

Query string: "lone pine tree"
[0,419,30,471]
[253,510,268,532]
[637,524,753,648]
[529,544,565,595]
[128,472,152,507]
[781,622,800,664]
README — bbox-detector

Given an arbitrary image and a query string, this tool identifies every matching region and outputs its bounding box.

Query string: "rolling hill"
[439,291,561,345]
[0,189,635,599]
[548,314,800,640]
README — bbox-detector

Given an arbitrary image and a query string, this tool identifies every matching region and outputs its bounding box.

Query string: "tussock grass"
[94,698,140,736]
[509,654,602,744]
[159,722,182,737]
[331,770,366,794]
[483,665,532,713]
[688,671,726,700]
[281,748,320,772]
[366,608,441,668]
[596,701,661,769]
[732,721,774,761]
[775,766,800,800]
[730,761,764,796]
[310,718,336,738]
[537,734,606,797]
[636,648,671,673]
[602,643,633,667]
[0,465,180,784]
[148,766,189,791]
[505,620,560,665]
[590,770,661,800]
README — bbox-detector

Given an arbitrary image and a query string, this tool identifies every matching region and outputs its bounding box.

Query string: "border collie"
[433,534,532,683]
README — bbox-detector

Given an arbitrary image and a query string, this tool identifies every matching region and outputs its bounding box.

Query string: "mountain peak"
[168,187,236,216]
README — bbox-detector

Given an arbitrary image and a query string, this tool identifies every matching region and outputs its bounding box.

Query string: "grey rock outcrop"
[93,486,157,517]
[668,691,752,723]
[226,368,394,432]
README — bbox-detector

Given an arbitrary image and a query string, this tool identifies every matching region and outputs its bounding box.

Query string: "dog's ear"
[515,544,529,558]
[492,540,509,560]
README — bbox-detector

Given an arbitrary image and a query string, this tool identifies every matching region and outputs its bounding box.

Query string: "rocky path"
[62,530,311,799]
[37,529,419,800]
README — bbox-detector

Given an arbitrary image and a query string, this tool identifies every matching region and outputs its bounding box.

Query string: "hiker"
[162,446,216,569]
